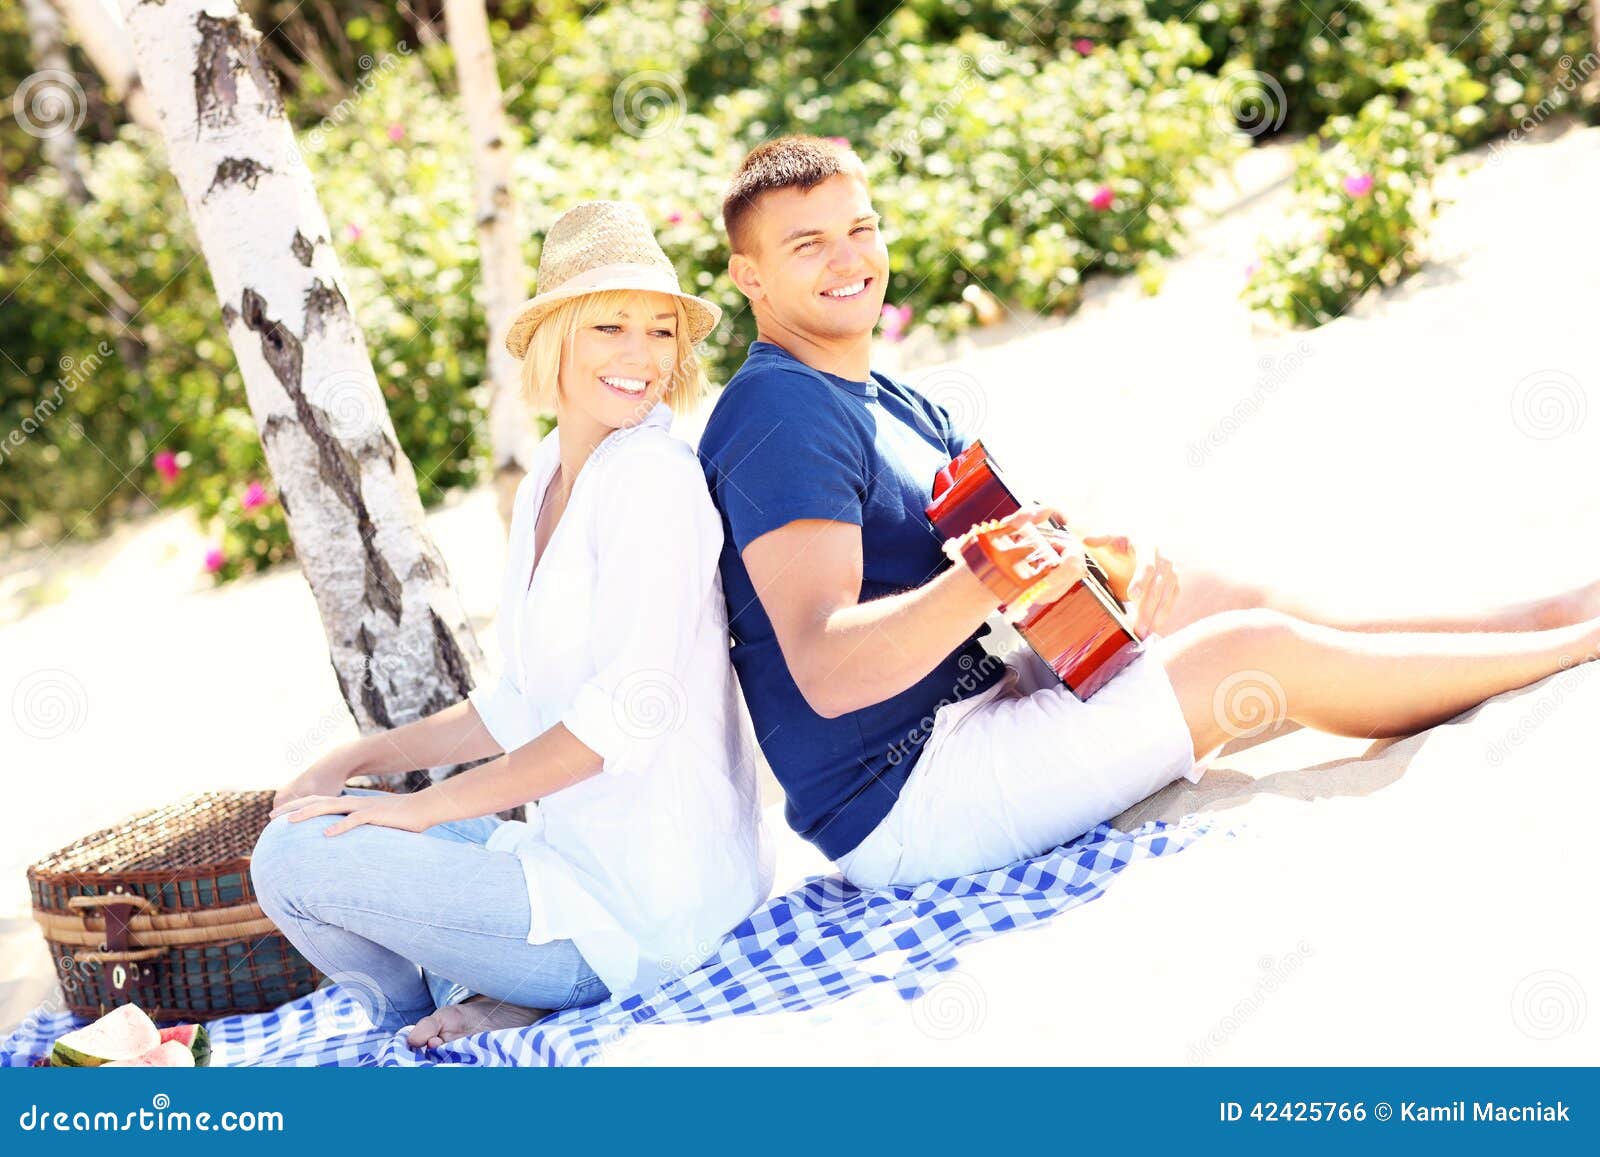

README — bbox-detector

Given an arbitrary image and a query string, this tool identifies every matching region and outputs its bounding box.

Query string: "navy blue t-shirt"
[698,341,1005,860]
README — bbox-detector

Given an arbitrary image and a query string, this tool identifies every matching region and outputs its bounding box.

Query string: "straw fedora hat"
[504,200,721,359]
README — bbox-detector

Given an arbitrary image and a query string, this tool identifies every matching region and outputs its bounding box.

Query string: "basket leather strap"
[69,892,155,1002]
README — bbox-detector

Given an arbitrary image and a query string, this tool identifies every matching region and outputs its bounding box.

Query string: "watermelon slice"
[159,1023,211,1067]
[103,1040,195,1068]
[51,1004,162,1067]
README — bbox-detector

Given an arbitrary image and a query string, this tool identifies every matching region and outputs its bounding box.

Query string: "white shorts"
[836,633,1207,889]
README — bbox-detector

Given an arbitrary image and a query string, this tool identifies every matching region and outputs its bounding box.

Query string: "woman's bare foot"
[405,995,551,1050]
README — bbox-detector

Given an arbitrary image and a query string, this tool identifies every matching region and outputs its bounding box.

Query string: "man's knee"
[1160,607,1303,756]
[1189,606,1302,655]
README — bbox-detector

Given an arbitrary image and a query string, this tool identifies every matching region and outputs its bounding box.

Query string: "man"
[697,135,1600,890]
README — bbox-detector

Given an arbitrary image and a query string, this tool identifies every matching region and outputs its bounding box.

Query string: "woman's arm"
[274,696,508,808]
[347,697,507,777]
[414,720,603,827]
[277,719,604,835]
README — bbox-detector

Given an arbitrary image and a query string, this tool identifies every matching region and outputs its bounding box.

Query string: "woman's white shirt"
[467,400,773,1002]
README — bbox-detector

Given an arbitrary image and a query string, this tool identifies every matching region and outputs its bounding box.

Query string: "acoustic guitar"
[928,440,1144,700]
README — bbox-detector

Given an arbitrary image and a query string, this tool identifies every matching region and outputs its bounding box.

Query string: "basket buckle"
[68,889,159,1001]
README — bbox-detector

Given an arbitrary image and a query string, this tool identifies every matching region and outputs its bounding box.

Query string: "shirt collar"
[616,398,674,437]
[532,399,673,476]
[751,339,878,397]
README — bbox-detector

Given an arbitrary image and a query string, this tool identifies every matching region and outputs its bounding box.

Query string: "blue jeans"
[251,789,609,1032]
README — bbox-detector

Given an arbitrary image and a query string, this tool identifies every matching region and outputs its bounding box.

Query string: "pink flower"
[700,5,712,23]
[386,123,406,143]
[1244,259,1261,280]
[1074,39,1095,57]
[204,546,225,573]
[241,480,269,511]
[154,450,180,483]
[766,6,782,24]
[879,303,913,343]
[1089,185,1115,212]
[1342,173,1374,198]
[346,223,362,242]
[825,136,851,148]
[666,210,684,225]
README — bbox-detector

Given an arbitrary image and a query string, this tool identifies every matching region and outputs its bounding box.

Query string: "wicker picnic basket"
[27,790,321,1022]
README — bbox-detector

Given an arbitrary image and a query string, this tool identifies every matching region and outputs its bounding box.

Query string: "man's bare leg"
[1161,561,1600,636]
[1158,608,1600,766]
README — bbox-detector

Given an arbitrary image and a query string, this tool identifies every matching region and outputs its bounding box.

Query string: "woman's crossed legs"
[251,790,608,1049]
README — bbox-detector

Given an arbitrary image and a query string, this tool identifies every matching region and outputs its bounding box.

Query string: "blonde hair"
[517,289,710,418]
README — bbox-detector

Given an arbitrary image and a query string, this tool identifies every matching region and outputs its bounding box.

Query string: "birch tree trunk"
[117,0,497,797]
[49,0,158,130]
[22,0,91,203]
[443,0,537,529]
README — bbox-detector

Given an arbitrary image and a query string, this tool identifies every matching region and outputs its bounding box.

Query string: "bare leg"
[1158,608,1600,765]
[1254,578,1600,635]
[1162,560,1600,636]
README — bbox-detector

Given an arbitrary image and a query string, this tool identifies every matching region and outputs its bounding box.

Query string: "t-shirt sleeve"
[700,369,867,552]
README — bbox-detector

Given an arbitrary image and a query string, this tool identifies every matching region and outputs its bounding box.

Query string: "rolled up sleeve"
[467,673,543,755]
[559,439,721,773]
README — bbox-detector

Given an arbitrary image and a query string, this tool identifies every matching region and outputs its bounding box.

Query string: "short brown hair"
[721,135,869,255]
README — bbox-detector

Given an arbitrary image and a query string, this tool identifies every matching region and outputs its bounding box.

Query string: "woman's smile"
[599,374,651,398]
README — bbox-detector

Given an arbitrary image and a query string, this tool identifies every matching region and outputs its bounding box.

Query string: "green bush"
[0,136,251,546]
[0,52,488,577]
[1241,51,1485,326]
[864,23,1246,331]
[511,21,1244,355]
[1428,0,1596,139]
[900,0,1593,137]
[306,50,489,508]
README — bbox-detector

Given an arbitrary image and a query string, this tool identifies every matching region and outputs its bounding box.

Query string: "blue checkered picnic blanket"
[2,816,1224,1067]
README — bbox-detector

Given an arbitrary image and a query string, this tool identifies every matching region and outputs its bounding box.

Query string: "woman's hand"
[273,743,371,810]
[1079,531,1181,638]
[267,789,442,837]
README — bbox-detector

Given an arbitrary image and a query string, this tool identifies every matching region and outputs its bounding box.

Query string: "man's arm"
[742,518,1002,719]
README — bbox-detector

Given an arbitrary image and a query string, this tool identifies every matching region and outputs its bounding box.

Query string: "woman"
[253,201,773,1050]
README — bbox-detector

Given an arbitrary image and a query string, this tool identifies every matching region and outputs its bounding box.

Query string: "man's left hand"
[1071,530,1182,639]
